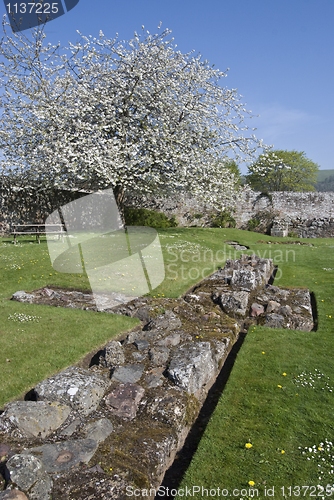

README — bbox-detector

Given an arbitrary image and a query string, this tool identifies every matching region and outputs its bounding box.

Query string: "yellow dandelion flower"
[249,481,255,486]
[281,450,285,454]
[245,443,252,448]
[277,385,282,388]
[262,351,265,354]
[283,373,287,376]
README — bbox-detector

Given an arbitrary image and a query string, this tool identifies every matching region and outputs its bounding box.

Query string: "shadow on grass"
[310,291,318,331]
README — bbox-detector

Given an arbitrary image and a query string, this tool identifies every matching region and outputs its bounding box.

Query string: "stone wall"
[125,189,334,238]
[233,190,334,224]
[1,187,334,238]
[124,192,216,228]
[0,187,92,230]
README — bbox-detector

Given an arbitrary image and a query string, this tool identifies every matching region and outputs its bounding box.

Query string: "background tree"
[246,149,320,192]
[224,160,242,186]
[0,21,265,220]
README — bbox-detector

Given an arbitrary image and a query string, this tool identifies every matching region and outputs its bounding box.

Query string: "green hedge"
[124,206,177,228]
[211,210,236,228]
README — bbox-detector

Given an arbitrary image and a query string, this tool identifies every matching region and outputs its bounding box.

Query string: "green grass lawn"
[1,229,334,498]
[0,236,139,406]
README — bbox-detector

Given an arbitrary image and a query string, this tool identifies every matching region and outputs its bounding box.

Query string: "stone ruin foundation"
[0,255,314,500]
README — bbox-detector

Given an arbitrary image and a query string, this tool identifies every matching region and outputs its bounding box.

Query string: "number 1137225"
[6,3,59,14]
[281,485,334,496]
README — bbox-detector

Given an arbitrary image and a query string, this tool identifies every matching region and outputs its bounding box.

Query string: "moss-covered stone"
[184,394,201,427]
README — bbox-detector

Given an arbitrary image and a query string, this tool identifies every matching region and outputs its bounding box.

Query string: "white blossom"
[0,19,266,213]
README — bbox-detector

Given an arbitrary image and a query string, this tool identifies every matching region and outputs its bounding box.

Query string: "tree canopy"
[0,21,265,216]
[246,149,320,192]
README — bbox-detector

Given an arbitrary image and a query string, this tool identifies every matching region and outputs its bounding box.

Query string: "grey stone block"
[25,438,99,473]
[59,418,81,437]
[133,307,150,322]
[219,290,250,317]
[7,453,46,490]
[34,366,110,417]
[145,374,164,388]
[289,315,313,331]
[111,364,144,384]
[148,347,170,366]
[231,270,256,291]
[211,338,230,367]
[11,291,35,303]
[83,418,114,443]
[167,342,216,395]
[146,310,182,330]
[266,300,281,313]
[132,352,147,361]
[265,313,285,328]
[157,333,181,347]
[278,305,292,317]
[102,341,125,369]
[1,401,71,439]
[133,339,150,351]
[29,474,53,500]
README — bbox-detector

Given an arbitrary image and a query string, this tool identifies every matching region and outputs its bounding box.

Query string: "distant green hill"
[316,169,334,191]
[317,169,334,182]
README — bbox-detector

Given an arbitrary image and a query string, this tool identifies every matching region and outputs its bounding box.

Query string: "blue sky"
[3,0,334,174]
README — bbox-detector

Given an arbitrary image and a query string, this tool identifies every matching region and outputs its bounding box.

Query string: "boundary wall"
[1,188,334,238]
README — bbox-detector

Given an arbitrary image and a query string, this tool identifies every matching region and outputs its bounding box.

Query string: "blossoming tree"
[0,19,265,220]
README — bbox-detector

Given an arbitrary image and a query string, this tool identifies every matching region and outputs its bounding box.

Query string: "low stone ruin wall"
[0,255,314,500]
[284,217,334,238]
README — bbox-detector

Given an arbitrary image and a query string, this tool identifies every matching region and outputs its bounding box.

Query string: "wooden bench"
[9,224,65,245]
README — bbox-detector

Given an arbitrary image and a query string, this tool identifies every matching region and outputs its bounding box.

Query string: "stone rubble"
[0,254,314,499]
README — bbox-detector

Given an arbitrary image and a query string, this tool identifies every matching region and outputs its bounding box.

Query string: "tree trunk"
[114,184,126,226]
